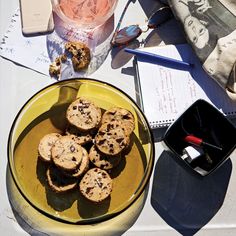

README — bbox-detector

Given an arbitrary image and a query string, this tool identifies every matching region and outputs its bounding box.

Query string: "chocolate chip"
[85,187,94,194]
[98,131,105,135]
[70,145,76,152]
[107,124,112,130]
[116,138,124,143]
[97,139,106,145]
[123,114,130,120]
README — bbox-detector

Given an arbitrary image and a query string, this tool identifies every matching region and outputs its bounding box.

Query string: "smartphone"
[19,0,54,36]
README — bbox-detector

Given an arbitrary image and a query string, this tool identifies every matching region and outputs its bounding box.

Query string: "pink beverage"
[58,0,118,28]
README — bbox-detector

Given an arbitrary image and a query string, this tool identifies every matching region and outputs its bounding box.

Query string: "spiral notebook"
[136,44,236,128]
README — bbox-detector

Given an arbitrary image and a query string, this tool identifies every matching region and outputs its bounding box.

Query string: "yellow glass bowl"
[8,78,154,224]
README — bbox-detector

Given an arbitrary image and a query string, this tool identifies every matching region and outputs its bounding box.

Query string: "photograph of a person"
[171,0,236,62]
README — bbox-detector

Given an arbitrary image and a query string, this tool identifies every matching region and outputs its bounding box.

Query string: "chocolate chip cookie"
[38,133,61,162]
[79,168,112,203]
[66,97,102,132]
[89,145,121,170]
[95,122,128,156]
[64,146,90,178]
[101,107,135,136]
[51,135,84,171]
[65,124,94,145]
[46,164,78,193]
[65,41,91,71]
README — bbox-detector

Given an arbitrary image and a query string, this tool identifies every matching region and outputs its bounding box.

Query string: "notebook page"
[136,44,236,128]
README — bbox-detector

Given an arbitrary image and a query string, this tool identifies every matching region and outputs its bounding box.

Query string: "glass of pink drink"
[52,0,118,29]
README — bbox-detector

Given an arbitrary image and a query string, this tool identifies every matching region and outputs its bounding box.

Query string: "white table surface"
[1,0,236,235]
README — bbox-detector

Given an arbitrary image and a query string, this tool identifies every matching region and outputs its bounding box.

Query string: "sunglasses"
[111,5,173,47]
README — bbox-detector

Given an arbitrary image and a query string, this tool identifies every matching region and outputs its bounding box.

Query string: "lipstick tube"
[184,135,222,151]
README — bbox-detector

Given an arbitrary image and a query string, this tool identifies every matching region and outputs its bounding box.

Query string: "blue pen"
[124,48,193,70]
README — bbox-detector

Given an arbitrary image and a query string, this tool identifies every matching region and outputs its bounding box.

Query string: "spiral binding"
[150,119,174,128]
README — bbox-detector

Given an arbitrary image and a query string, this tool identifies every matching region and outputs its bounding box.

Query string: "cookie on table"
[95,122,129,156]
[79,168,112,203]
[65,124,94,145]
[64,146,90,178]
[65,41,91,70]
[89,145,121,170]
[101,107,135,136]
[66,97,102,132]
[38,133,61,162]
[51,135,84,171]
[49,54,67,79]
[46,165,78,193]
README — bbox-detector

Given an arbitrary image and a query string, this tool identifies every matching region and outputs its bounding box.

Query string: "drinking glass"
[52,0,118,29]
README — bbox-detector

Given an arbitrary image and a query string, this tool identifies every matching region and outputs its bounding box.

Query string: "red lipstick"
[184,135,222,151]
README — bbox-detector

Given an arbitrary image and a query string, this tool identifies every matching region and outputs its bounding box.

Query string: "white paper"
[0,9,51,75]
[137,44,236,128]
[0,9,99,77]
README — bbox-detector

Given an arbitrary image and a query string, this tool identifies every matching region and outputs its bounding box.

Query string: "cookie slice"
[95,122,128,156]
[79,168,112,203]
[46,165,78,193]
[38,133,61,162]
[89,145,121,170]
[65,124,94,145]
[64,146,90,178]
[65,41,91,70]
[66,97,102,132]
[51,135,84,171]
[49,54,67,79]
[101,107,135,136]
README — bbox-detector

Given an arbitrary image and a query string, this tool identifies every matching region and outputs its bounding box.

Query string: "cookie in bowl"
[101,107,135,136]
[51,135,84,171]
[95,122,129,156]
[89,144,122,170]
[38,133,62,162]
[46,164,78,193]
[63,146,90,179]
[66,97,102,132]
[79,167,113,203]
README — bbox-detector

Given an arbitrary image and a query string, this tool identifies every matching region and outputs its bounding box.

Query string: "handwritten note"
[136,44,236,128]
[0,9,97,77]
[0,9,51,75]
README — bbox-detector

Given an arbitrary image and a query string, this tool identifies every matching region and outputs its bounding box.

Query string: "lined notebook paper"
[136,44,236,128]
